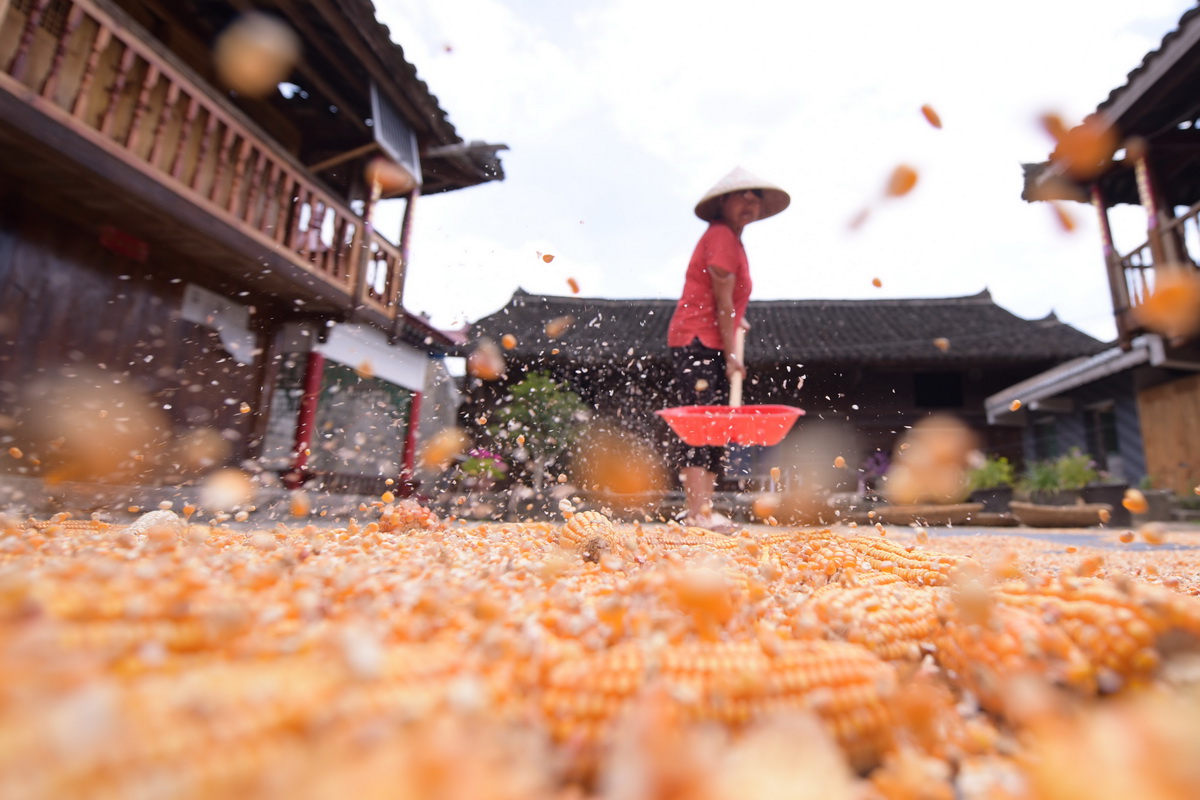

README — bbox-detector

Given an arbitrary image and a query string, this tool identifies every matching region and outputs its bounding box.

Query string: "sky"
[371,0,1196,345]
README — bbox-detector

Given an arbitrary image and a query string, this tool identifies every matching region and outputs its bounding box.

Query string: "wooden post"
[284,350,325,487]
[38,5,85,101]
[353,177,384,311]
[1133,152,1182,265]
[7,0,51,82]
[71,25,112,120]
[388,186,420,342]
[98,45,136,137]
[124,63,161,153]
[1092,185,1134,349]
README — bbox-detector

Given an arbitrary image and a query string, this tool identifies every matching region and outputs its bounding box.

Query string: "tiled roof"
[468,289,1105,366]
[1097,5,1200,126]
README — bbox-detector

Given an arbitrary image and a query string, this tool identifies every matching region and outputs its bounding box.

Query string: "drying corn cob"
[559,510,628,562]
[810,583,942,663]
[542,638,898,772]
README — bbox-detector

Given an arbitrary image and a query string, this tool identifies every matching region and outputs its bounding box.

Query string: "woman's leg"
[681,465,716,521]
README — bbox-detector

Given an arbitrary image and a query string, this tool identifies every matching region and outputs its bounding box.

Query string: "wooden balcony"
[1113,198,1200,345]
[0,0,404,320]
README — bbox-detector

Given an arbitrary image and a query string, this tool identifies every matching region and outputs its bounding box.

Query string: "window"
[1032,417,1059,461]
[1085,402,1119,471]
[913,372,963,409]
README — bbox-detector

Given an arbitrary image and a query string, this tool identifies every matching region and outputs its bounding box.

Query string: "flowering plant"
[460,448,507,481]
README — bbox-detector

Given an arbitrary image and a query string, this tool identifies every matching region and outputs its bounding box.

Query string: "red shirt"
[666,222,751,350]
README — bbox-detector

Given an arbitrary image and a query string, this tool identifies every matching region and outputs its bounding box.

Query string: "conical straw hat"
[694,166,790,222]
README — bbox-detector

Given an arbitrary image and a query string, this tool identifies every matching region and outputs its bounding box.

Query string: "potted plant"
[966,455,1015,513]
[1055,449,1099,497]
[1020,449,1099,506]
[1019,459,1065,505]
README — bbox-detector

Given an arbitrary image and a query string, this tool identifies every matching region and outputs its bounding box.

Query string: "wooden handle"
[729,326,745,408]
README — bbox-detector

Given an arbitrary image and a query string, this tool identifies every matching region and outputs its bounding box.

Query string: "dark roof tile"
[468,289,1105,366]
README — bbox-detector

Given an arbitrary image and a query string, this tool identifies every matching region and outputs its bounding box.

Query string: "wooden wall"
[1137,373,1200,494]
[0,194,259,484]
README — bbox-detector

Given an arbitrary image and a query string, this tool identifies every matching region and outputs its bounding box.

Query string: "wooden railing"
[1115,199,1200,338]
[0,0,404,316]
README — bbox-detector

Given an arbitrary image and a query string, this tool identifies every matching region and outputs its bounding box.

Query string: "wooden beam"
[307,141,379,173]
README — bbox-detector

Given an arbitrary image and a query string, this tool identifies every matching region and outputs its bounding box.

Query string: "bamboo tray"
[850,503,984,527]
[1009,501,1113,528]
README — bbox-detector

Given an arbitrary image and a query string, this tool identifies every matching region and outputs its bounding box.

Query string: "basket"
[656,405,804,447]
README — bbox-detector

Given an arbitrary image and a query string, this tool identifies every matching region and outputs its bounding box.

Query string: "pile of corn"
[3,505,1200,799]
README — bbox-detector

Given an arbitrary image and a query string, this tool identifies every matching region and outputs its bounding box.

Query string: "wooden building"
[0,0,504,496]
[466,289,1102,492]
[994,4,1200,494]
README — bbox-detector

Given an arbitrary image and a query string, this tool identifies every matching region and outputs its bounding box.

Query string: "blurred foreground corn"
[2,508,1200,798]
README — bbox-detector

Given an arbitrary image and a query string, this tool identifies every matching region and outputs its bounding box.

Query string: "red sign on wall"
[99,226,150,262]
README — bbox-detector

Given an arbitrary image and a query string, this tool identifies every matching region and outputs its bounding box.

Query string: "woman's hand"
[724,351,746,381]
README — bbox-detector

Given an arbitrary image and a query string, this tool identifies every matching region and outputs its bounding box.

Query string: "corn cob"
[810,583,942,663]
[541,639,898,772]
[933,601,1096,712]
[991,577,1200,687]
[559,510,628,562]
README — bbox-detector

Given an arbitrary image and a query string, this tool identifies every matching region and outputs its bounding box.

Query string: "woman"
[665,166,790,530]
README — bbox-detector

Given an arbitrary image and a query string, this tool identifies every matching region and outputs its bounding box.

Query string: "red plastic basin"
[656,405,804,447]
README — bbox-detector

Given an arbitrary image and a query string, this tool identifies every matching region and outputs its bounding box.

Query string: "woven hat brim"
[695,188,790,222]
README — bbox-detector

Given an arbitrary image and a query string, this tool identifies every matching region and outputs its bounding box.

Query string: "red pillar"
[284,350,325,488]
[400,389,422,496]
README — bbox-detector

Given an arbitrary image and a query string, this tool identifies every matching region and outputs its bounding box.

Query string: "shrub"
[1055,448,1099,490]
[967,455,1015,491]
[1019,460,1061,494]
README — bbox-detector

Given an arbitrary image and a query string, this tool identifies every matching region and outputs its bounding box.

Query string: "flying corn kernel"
[872,277,882,288]
[545,315,574,339]
[1051,202,1076,233]
[695,379,710,392]
[542,254,555,263]
[885,165,918,197]
[1134,267,1200,339]
[770,467,781,483]
[381,491,395,504]
[933,338,950,352]
[1010,400,1022,412]
[417,427,469,472]
[1119,531,1134,544]
[239,402,251,414]
[920,104,943,129]
[567,277,580,294]
[6,447,21,459]
[1122,489,1149,514]
[199,468,255,511]
[355,362,374,379]
[1043,114,1118,180]
[289,491,311,518]
[501,334,517,350]
[467,339,506,381]
[213,11,300,98]
[834,456,846,468]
